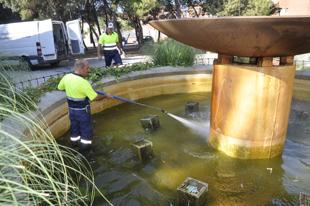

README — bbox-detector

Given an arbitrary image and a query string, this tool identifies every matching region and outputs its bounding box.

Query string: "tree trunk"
[132,16,143,45]
[92,1,101,35]
[175,0,182,18]
[88,23,96,48]
[157,31,161,42]
[81,18,88,51]
[112,13,123,48]
[90,25,99,41]
[188,0,199,17]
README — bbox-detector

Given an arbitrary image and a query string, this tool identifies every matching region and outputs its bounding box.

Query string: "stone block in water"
[131,139,153,162]
[185,102,199,115]
[177,177,208,206]
[140,115,160,132]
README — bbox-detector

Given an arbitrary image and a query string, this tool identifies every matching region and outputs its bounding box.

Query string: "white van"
[0,19,84,67]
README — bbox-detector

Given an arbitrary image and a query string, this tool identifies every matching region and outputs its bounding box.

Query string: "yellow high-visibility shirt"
[98,32,119,50]
[58,73,97,101]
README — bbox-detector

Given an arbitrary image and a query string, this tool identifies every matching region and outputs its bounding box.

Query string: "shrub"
[0,62,36,118]
[88,62,154,82]
[0,64,113,205]
[1,62,155,110]
[152,39,196,67]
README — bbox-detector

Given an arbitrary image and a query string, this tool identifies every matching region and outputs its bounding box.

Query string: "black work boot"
[70,140,79,148]
[79,142,92,153]
[79,143,96,164]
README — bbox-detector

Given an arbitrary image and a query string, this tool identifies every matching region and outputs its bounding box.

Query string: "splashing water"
[167,113,210,139]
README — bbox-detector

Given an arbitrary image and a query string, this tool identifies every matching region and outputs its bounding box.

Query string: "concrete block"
[140,115,160,132]
[185,102,199,115]
[177,177,208,206]
[131,139,153,162]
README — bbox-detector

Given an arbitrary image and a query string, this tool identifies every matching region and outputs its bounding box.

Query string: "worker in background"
[97,22,123,67]
[58,59,110,151]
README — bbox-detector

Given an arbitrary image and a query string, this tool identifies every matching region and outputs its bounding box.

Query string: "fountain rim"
[150,15,310,23]
[4,66,308,142]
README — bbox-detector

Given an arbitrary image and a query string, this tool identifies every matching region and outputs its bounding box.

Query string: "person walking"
[97,22,123,67]
[58,59,108,151]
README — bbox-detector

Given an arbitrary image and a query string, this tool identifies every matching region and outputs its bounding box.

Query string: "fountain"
[150,16,310,159]
[48,16,310,205]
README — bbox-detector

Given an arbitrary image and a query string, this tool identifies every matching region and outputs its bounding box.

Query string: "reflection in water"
[59,94,310,206]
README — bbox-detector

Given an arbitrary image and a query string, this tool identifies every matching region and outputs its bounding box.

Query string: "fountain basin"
[38,67,310,141]
[34,67,310,205]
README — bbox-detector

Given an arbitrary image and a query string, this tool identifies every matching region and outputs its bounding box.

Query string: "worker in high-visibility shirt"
[97,22,123,67]
[58,59,109,151]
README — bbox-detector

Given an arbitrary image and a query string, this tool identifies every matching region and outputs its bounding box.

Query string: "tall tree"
[174,0,182,18]
[203,0,224,15]
[219,0,249,16]
[119,0,157,45]
[0,3,21,23]
[0,0,84,21]
[218,0,272,16]
[244,0,272,16]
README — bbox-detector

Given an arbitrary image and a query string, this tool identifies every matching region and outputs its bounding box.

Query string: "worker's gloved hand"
[96,91,112,99]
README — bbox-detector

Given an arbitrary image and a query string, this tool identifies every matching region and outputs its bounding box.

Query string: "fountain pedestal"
[209,56,295,159]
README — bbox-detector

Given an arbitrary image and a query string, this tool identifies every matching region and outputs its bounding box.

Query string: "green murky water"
[59,93,310,206]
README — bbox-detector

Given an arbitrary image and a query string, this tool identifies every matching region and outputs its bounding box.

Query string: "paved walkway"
[9,55,150,84]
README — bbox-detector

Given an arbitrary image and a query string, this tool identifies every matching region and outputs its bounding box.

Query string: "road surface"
[9,55,150,85]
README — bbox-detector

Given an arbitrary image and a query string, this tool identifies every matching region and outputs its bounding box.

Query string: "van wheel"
[50,61,60,67]
[20,56,34,70]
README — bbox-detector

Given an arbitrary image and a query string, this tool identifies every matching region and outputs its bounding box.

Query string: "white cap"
[107,22,114,29]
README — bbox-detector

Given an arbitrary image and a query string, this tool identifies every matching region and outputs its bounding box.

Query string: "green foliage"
[219,0,272,16]
[0,59,63,116]
[203,0,224,15]
[0,59,35,117]
[119,18,134,31]
[0,60,113,206]
[0,74,112,206]
[1,0,84,21]
[40,76,63,92]
[0,3,21,24]
[244,0,273,16]
[118,0,158,17]
[87,62,154,82]
[0,62,155,111]
[219,0,248,16]
[152,39,195,67]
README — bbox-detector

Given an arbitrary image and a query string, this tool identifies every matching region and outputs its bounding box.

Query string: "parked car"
[0,19,84,68]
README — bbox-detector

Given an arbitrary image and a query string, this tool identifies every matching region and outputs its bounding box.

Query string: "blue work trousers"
[68,105,93,144]
[104,49,122,67]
